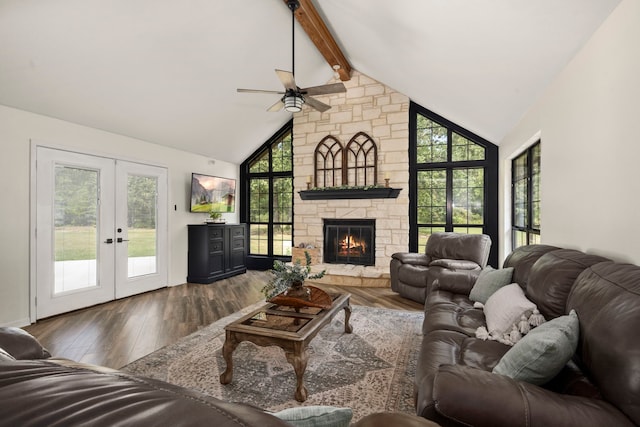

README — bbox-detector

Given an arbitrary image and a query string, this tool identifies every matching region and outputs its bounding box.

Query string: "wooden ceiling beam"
[284,0,352,81]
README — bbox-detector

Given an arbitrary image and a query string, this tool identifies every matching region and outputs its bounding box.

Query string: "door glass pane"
[127,175,157,278]
[54,166,98,293]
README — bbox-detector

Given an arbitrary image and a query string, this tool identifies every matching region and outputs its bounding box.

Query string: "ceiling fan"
[237,0,346,113]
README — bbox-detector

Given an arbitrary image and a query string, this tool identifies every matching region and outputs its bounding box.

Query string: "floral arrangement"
[261,251,326,299]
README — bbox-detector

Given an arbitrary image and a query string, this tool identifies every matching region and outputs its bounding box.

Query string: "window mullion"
[445,169,453,231]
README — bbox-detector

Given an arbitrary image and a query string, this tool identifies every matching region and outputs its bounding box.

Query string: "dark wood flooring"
[24,270,422,369]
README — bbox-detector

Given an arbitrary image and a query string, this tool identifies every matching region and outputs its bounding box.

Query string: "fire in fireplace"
[323,219,375,266]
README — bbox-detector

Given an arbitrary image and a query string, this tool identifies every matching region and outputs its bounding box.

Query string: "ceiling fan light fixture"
[284,94,304,112]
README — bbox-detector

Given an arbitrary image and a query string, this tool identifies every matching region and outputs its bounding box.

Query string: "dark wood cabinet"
[187,224,247,284]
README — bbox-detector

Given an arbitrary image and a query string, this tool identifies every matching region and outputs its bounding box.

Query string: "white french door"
[35,147,168,319]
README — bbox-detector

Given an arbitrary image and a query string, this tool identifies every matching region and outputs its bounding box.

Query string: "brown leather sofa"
[0,326,292,427]
[0,326,435,426]
[414,244,640,426]
[390,232,492,303]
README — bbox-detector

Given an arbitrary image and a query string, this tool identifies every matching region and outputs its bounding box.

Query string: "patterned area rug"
[122,302,423,422]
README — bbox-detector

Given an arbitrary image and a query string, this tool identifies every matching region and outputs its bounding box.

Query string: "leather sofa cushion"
[416,330,509,386]
[431,270,480,295]
[568,261,640,426]
[525,249,609,320]
[426,289,476,310]
[422,300,484,336]
[502,244,559,290]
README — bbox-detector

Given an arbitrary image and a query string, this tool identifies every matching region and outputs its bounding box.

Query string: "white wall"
[499,0,640,264]
[0,105,238,327]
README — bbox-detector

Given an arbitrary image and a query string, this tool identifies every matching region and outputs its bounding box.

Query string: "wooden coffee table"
[219,292,352,402]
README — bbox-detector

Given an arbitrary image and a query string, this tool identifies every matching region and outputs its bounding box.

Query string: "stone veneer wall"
[293,70,410,268]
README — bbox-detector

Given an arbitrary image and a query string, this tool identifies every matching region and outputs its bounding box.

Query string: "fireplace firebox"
[323,219,375,266]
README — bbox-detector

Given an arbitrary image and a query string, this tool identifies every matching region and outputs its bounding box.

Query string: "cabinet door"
[208,226,225,277]
[228,225,246,272]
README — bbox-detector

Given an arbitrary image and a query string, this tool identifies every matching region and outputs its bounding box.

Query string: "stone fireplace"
[291,70,410,286]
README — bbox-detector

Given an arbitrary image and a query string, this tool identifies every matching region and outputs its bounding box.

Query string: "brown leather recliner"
[390,232,492,303]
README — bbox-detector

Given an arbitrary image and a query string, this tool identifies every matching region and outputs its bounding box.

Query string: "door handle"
[117,238,130,243]
[104,238,114,244]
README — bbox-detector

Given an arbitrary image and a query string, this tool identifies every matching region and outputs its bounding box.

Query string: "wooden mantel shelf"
[298,187,402,200]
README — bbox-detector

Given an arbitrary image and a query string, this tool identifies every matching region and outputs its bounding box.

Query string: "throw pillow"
[493,310,579,385]
[483,283,536,337]
[469,266,514,304]
[271,406,353,427]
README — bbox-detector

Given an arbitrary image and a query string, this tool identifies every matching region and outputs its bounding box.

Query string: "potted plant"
[206,210,224,223]
[261,251,326,300]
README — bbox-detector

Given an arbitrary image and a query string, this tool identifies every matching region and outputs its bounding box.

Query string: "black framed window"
[240,121,293,269]
[410,102,499,267]
[512,141,541,249]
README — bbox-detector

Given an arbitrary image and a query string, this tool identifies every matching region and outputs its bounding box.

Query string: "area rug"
[122,302,423,422]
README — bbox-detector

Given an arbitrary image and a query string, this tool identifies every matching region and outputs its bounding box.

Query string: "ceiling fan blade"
[237,88,285,95]
[267,99,284,112]
[302,82,347,96]
[304,96,331,113]
[275,69,297,91]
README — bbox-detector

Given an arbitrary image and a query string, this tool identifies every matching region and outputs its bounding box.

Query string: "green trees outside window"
[410,102,498,266]
[241,121,294,267]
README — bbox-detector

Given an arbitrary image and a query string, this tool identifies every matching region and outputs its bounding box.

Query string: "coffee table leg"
[219,331,238,384]
[343,304,353,333]
[285,345,309,402]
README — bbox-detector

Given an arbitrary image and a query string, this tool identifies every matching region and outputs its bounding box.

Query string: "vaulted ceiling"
[0,0,621,164]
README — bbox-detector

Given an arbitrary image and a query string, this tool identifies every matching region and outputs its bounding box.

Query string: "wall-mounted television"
[190,173,236,213]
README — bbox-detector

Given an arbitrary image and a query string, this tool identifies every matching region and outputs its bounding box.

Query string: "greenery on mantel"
[305,184,385,191]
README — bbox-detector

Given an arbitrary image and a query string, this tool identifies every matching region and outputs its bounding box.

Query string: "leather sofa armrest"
[0,327,51,360]
[429,259,480,270]
[431,270,479,295]
[425,365,635,427]
[391,252,431,267]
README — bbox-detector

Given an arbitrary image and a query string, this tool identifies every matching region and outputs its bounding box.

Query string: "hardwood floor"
[24,270,423,369]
